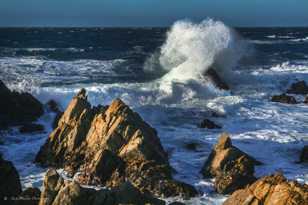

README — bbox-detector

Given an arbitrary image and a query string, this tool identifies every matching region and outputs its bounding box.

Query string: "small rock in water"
[201,133,262,194]
[19,123,44,133]
[199,119,221,129]
[223,173,308,205]
[300,145,308,163]
[271,93,297,104]
[46,99,62,113]
[184,142,200,152]
[205,68,230,90]
[304,95,308,104]
[287,80,308,95]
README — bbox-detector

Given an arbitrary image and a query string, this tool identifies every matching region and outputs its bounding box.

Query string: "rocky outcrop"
[271,93,297,104]
[300,145,308,163]
[0,80,43,129]
[205,68,230,90]
[223,173,308,205]
[199,119,221,129]
[287,80,308,95]
[35,89,197,198]
[0,154,22,205]
[38,169,165,205]
[201,133,261,194]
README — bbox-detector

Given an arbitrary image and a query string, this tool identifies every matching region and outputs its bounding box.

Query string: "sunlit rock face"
[223,173,308,205]
[201,133,262,194]
[35,89,197,198]
[38,169,165,205]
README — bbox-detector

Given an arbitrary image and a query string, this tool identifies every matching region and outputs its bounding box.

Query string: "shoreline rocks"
[0,154,22,205]
[201,133,262,194]
[39,169,165,205]
[35,89,197,198]
[223,173,308,205]
[0,80,43,129]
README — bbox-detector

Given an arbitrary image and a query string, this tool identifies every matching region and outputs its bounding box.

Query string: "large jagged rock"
[38,169,165,205]
[0,154,22,205]
[271,93,297,104]
[35,89,197,198]
[223,173,308,205]
[287,80,308,95]
[0,80,44,129]
[201,133,261,194]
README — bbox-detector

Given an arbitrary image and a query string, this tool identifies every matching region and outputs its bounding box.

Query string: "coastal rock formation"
[35,89,197,198]
[271,93,297,104]
[0,80,43,129]
[201,133,261,194]
[287,80,308,95]
[199,119,221,129]
[205,68,230,90]
[0,154,22,204]
[300,145,308,163]
[38,169,165,205]
[46,100,63,129]
[223,173,308,205]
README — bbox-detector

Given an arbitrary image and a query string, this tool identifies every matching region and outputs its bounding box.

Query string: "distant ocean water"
[0,20,308,204]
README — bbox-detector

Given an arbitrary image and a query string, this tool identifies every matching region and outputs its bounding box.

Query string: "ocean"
[0,20,307,204]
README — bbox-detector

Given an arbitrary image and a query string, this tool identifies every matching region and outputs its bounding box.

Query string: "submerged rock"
[19,123,44,133]
[223,173,308,205]
[299,145,308,163]
[201,133,261,194]
[0,80,43,129]
[38,169,165,205]
[0,154,22,205]
[199,119,221,129]
[271,93,297,104]
[35,89,197,198]
[287,80,308,95]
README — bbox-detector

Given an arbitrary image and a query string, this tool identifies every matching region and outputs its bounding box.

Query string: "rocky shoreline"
[0,80,307,205]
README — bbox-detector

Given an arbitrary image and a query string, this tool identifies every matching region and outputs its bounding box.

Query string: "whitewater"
[0,19,307,204]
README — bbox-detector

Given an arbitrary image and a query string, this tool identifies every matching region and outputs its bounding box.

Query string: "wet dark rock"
[38,169,165,205]
[0,80,44,129]
[19,123,44,133]
[46,100,61,113]
[51,112,63,129]
[223,173,308,205]
[299,145,308,163]
[205,68,230,90]
[36,89,197,198]
[304,96,308,104]
[201,133,261,194]
[169,202,185,205]
[287,80,308,95]
[199,119,221,129]
[0,154,22,205]
[271,93,297,104]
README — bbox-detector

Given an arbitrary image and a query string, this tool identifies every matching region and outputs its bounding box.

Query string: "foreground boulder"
[0,80,43,129]
[271,93,297,104]
[300,145,308,163]
[35,89,197,198]
[0,154,22,204]
[287,80,308,95]
[201,133,261,194]
[223,173,308,205]
[39,169,164,205]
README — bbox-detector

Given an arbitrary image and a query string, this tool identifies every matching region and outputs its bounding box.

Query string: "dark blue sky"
[1,0,308,27]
